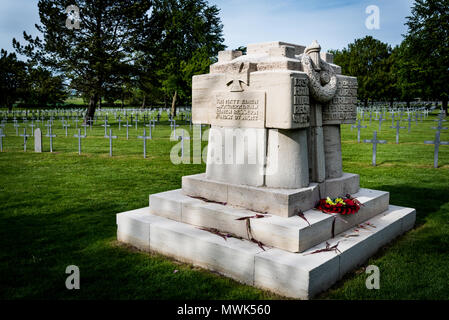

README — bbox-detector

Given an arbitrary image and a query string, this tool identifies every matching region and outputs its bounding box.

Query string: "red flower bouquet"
[315,194,361,215]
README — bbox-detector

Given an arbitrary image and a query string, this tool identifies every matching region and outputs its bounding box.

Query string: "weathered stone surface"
[247,41,305,55]
[192,73,226,124]
[307,102,326,183]
[205,126,266,187]
[182,201,251,239]
[34,128,42,152]
[251,71,310,129]
[254,247,339,299]
[323,125,343,179]
[218,50,243,63]
[265,128,309,189]
[320,172,360,199]
[223,180,319,218]
[149,217,264,284]
[182,173,319,217]
[149,189,199,221]
[181,175,228,203]
[322,75,358,125]
[181,172,359,218]
[149,187,390,253]
[116,207,156,251]
[193,70,311,130]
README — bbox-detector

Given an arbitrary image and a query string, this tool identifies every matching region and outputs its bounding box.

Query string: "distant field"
[0,111,448,299]
[64,97,86,105]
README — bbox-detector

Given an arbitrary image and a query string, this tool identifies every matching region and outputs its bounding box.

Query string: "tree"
[150,0,225,116]
[391,40,425,107]
[0,50,28,111]
[330,36,394,106]
[25,67,68,106]
[404,0,449,113]
[14,0,154,120]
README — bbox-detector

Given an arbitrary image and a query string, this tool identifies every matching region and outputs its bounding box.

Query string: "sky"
[0,0,415,56]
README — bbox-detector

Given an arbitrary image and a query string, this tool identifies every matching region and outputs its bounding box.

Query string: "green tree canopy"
[0,50,28,110]
[149,0,225,116]
[404,0,449,112]
[330,36,394,106]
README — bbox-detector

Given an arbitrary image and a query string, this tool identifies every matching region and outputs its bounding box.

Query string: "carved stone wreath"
[301,54,337,103]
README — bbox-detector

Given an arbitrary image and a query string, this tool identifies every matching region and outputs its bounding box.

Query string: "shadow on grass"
[376,185,448,226]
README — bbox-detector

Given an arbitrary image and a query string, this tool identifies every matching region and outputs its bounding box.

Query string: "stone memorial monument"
[116,41,415,299]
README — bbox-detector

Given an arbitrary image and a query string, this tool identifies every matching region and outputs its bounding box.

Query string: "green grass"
[0,112,448,299]
[63,97,86,105]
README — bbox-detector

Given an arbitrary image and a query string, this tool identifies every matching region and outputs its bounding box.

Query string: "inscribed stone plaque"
[291,77,310,126]
[211,91,265,128]
[322,75,357,125]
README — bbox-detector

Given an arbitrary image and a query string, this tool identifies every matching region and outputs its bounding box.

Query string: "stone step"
[149,187,389,252]
[117,207,264,284]
[116,204,416,299]
[181,173,360,218]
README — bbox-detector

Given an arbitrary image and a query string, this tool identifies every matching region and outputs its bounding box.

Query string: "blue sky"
[0,0,414,56]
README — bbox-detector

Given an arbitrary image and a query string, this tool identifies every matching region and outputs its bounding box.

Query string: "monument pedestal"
[117,171,415,298]
[117,199,415,299]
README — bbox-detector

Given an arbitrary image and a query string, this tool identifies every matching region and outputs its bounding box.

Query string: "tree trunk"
[86,93,98,122]
[171,91,178,117]
[141,94,146,109]
[406,100,410,108]
[364,99,368,108]
[389,98,394,108]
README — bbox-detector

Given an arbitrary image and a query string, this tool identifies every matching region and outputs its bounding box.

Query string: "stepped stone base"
[181,172,359,218]
[117,204,415,299]
[149,187,389,253]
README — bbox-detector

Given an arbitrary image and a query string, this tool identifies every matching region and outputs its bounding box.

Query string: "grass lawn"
[0,111,448,300]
